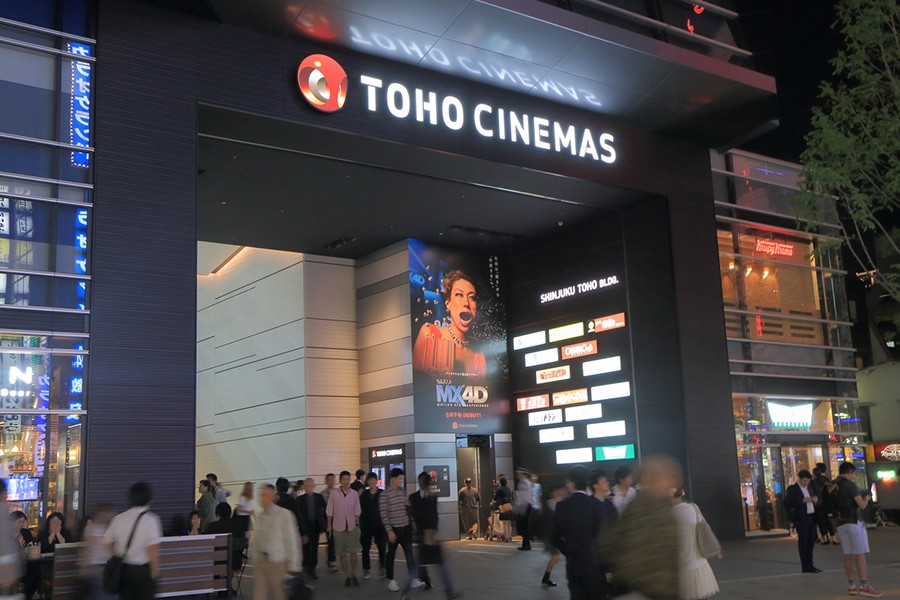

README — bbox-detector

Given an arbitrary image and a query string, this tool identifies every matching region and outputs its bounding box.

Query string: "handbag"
[499,502,513,514]
[103,511,148,594]
[692,503,721,559]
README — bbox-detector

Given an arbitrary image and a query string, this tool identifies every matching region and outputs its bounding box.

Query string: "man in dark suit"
[784,469,822,573]
[297,478,327,579]
[552,466,609,600]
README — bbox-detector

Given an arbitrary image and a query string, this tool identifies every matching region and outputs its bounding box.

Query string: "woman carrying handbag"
[671,488,720,600]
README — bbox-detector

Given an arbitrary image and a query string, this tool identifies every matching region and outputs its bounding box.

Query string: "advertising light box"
[529,409,563,427]
[565,403,604,422]
[516,394,550,412]
[552,388,588,406]
[548,322,584,343]
[539,426,575,444]
[525,348,559,367]
[513,330,546,350]
[587,420,627,439]
[583,356,622,377]
[591,381,631,401]
[556,447,593,465]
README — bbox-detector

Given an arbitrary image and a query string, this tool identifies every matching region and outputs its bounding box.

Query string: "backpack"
[822,479,852,525]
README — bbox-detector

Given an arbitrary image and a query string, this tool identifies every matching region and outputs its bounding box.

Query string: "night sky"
[736,0,842,163]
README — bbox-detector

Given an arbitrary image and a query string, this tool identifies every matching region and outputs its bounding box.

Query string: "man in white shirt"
[785,469,821,574]
[611,466,637,515]
[104,482,164,600]
[251,484,302,600]
[514,468,534,551]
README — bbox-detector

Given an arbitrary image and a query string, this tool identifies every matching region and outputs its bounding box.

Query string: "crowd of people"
[0,457,883,600]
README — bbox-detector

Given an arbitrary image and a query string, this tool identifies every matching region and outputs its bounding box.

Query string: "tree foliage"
[798,0,900,302]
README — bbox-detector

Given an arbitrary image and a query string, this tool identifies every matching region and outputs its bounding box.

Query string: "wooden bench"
[52,534,233,599]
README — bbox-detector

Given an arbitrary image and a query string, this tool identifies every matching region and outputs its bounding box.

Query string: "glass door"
[737,444,787,532]
[782,444,826,486]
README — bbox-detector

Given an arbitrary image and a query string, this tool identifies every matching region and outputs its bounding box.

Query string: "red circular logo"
[297,54,347,112]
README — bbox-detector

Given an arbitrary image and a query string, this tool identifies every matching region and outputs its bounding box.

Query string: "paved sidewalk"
[237,528,900,599]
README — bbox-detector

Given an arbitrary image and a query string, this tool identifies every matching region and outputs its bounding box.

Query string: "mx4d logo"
[297,54,347,112]
[436,385,488,406]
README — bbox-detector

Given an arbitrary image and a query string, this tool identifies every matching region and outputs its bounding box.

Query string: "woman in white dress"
[671,489,719,599]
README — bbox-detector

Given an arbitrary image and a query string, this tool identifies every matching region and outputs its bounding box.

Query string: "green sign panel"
[595,444,635,461]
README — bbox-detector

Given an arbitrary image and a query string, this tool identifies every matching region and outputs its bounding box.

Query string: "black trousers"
[567,574,606,600]
[517,505,533,548]
[327,532,336,563]
[121,564,155,600]
[796,512,817,571]
[385,525,416,582]
[302,528,321,574]
[360,524,386,571]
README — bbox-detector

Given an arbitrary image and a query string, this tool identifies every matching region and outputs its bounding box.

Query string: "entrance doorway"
[456,435,494,540]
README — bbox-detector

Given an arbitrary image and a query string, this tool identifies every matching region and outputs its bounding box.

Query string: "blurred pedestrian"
[0,480,23,597]
[409,472,460,599]
[551,466,608,600]
[251,484,302,600]
[611,455,681,600]
[611,466,637,516]
[359,472,386,579]
[590,468,618,590]
[235,481,255,534]
[321,473,338,573]
[458,477,480,540]
[104,482,163,600]
[785,469,821,573]
[539,485,567,587]
[11,510,39,600]
[812,465,838,544]
[514,468,534,550]
[206,473,231,508]
[80,504,115,600]
[297,478,326,580]
[671,489,719,599]
[196,479,216,531]
[380,468,423,594]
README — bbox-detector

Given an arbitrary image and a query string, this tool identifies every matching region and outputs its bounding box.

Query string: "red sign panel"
[874,443,900,462]
[562,340,598,360]
[590,312,626,333]
[516,394,551,412]
[552,388,589,406]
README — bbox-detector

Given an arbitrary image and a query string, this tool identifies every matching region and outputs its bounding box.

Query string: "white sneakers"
[411,579,425,590]
[388,578,425,592]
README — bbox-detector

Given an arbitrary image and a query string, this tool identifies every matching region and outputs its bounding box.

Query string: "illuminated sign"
[528,409,563,427]
[755,239,794,257]
[565,404,604,422]
[556,447,592,465]
[8,366,33,385]
[590,381,631,401]
[582,356,622,377]
[876,469,897,481]
[588,312,626,333]
[587,420,627,439]
[767,402,814,429]
[513,331,546,350]
[516,394,550,412]
[524,348,559,367]
[67,42,91,168]
[552,388,589,406]
[297,54,348,112]
[539,426,575,444]
[435,384,488,406]
[562,340,597,360]
[540,275,620,304]
[536,365,570,384]
[548,322,584,343]
[371,447,404,459]
[595,444,635,461]
[360,76,616,164]
[875,443,900,462]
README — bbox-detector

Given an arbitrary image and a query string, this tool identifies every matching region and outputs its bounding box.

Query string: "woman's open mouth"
[458,310,474,326]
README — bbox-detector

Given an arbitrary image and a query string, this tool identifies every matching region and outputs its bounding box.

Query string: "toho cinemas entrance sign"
[296,53,618,166]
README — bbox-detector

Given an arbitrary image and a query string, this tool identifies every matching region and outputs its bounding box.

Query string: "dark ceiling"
[197,106,649,258]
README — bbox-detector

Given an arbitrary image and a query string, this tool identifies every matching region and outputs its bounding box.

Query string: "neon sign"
[767,402,814,429]
[67,43,91,168]
[755,239,794,257]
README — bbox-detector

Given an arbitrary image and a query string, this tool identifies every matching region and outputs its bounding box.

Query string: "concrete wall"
[857,362,900,442]
[196,246,358,492]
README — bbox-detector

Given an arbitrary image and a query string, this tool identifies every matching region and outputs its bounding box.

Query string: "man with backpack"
[827,462,881,598]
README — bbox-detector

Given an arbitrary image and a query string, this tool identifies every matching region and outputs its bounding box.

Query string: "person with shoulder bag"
[103,482,163,600]
[671,488,719,599]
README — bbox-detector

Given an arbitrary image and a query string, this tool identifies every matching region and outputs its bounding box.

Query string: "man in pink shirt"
[326,470,362,587]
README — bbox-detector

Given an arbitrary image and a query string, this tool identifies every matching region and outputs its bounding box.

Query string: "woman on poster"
[412,270,486,378]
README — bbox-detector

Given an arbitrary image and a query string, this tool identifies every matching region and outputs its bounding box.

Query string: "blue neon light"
[67,42,91,168]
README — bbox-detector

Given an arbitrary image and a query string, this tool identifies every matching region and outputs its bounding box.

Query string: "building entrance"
[456,435,494,540]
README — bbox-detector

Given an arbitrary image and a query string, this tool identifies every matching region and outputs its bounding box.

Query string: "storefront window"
[733,395,864,435]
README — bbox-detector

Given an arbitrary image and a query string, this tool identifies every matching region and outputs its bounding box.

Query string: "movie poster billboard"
[408,239,509,433]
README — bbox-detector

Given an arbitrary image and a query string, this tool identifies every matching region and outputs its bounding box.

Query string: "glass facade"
[713,149,862,534]
[0,10,92,528]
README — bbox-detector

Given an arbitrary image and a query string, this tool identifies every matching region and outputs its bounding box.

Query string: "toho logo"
[297,54,347,112]
[436,385,489,406]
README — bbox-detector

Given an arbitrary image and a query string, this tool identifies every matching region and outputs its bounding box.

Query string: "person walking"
[830,462,882,598]
[812,465,838,545]
[0,480,23,598]
[784,469,822,573]
[458,478,481,540]
[104,482,164,600]
[359,472,386,579]
[326,470,362,587]
[409,472,460,600]
[297,478,326,580]
[514,468,534,550]
[380,468,423,594]
[531,473,543,539]
[590,469,618,592]
[671,489,719,599]
[551,466,609,600]
[250,484,302,600]
[235,481,255,535]
[539,485,567,588]
[611,466,637,516]
[196,479,217,531]
[321,473,338,573]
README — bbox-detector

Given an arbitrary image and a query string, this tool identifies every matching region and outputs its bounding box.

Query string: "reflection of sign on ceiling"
[588,312,626,333]
[755,239,794,257]
[562,340,597,360]
[875,443,900,462]
[536,365,570,384]
[552,388,589,406]
[516,394,550,412]
[767,402,814,428]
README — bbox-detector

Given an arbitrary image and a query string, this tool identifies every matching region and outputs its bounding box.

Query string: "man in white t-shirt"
[611,466,637,515]
[104,482,164,600]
